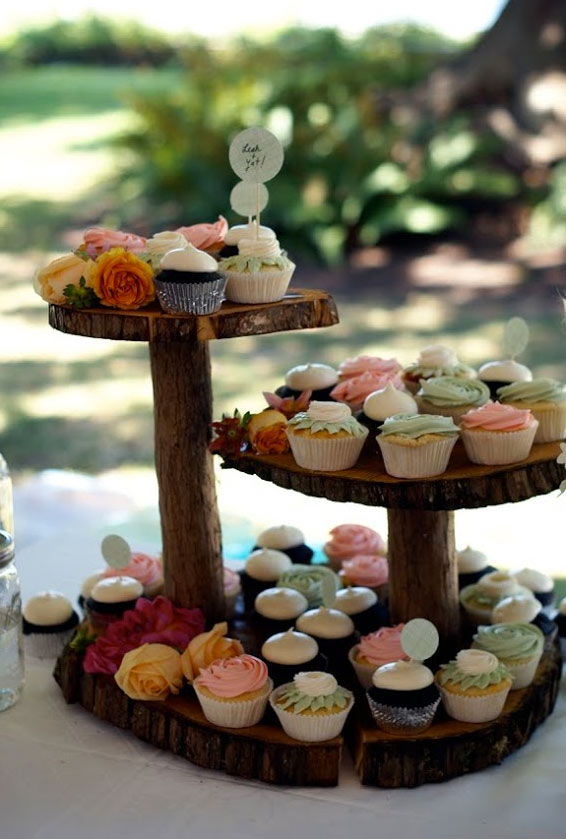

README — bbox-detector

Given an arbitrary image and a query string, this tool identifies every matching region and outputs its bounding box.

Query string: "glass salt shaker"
[0,532,24,711]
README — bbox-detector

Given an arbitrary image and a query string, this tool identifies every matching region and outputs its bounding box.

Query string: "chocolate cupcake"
[23,591,79,659]
[261,628,327,686]
[86,576,143,633]
[367,660,440,733]
[295,607,357,680]
[478,359,532,400]
[252,587,308,639]
[359,383,418,446]
[254,525,314,565]
[512,567,554,607]
[240,548,292,612]
[333,586,388,635]
[275,363,338,401]
[154,245,226,315]
[457,546,497,589]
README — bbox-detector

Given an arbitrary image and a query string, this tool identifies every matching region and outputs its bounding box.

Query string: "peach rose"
[83,227,147,258]
[34,253,96,304]
[252,425,289,454]
[91,247,155,309]
[114,643,183,700]
[181,621,243,682]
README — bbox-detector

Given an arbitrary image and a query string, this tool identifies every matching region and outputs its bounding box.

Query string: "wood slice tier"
[221,441,563,511]
[53,643,343,787]
[48,288,339,343]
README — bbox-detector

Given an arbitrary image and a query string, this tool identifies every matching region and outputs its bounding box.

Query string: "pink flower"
[102,553,162,589]
[263,389,312,419]
[82,227,147,258]
[176,216,228,253]
[83,596,205,675]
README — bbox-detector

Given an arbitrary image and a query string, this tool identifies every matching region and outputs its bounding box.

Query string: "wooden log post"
[387,508,459,649]
[149,338,224,623]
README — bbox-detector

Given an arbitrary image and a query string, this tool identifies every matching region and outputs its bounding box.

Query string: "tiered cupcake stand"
[50,290,563,787]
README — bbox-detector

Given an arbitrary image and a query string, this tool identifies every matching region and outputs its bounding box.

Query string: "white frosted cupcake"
[478,358,532,399]
[491,594,542,625]
[295,606,356,678]
[86,576,143,633]
[333,586,387,635]
[219,223,295,304]
[286,401,368,471]
[460,570,532,624]
[437,649,513,723]
[402,345,477,394]
[253,587,308,637]
[497,378,566,443]
[457,546,497,589]
[275,363,338,402]
[359,382,418,449]
[366,659,440,733]
[255,524,314,564]
[460,402,539,465]
[193,654,272,728]
[241,548,292,611]
[270,671,354,741]
[155,245,226,315]
[377,413,459,479]
[23,591,79,658]
[261,629,327,685]
[472,623,544,689]
[416,376,490,423]
[512,567,554,607]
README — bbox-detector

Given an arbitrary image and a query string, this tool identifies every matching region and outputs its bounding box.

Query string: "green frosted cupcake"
[377,413,459,478]
[472,622,544,689]
[416,376,490,423]
[497,378,566,443]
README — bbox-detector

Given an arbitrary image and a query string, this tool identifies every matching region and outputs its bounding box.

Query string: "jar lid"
[0,530,14,567]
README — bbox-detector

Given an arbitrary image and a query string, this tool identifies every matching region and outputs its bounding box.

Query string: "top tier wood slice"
[48,288,339,343]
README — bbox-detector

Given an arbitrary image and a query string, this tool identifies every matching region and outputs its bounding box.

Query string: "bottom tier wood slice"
[53,644,343,786]
[351,637,563,788]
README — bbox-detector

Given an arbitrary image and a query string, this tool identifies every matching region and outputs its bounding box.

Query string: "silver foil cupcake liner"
[155,277,227,315]
[366,694,440,734]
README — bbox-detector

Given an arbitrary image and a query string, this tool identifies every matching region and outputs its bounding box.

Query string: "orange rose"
[114,643,183,700]
[181,621,244,682]
[91,247,155,310]
[252,425,289,454]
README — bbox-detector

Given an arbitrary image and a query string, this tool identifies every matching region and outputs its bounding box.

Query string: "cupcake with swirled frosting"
[402,345,477,394]
[337,355,402,382]
[276,564,341,609]
[459,570,532,625]
[261,628,327,686]
[154,245,226,315]
[472,622,544,689]
[323,524,387,571]
[460,401,538,465]
[270,671,354,741]
[377,413,459,479]
[349,624,408,688]
[254,524,314,565]
[334,586,388,635]
[497,378,566,443]
[275,363,338,402]
[218,223,295,304]
[367,659,440,733]
[339,555,388,600]
[330,370,404,413]
[416,376,490,423]
[436,649,513,722]
[286,401,368,471]
[193,654,272,728]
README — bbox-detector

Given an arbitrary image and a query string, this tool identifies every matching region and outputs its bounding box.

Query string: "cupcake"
[377,413,459,479]
[275,363,338,402]
[402,345,477,394]
[337,355,402,382]
[270,671,354,742]
[253,587,308,638]
[295,607,357,678]
[472,623,544,689]
[457,546,497,589]
[223,221,274,256]
[491,593,542,626]
[497,378,566,443]
[330,370,404,414]
[478,359,532,400]
[512,567,554,607]
[286,401,368,472]
[333,586,388,635]
[193,654,272,728]
[459,402,538,465]
[254,524,314,565]
[181,622,244,682]
[276,564,341,609]
[145,231,191,268]
[218,224,295,304]
[437,649,513,723]
[176,216,228,255]
[349,624,408,689]
[339,555,388,599]
[367,659,440,734]
[459,571,531,625]
[78,570,105,612]
[358,382,418,444]
[154,245,226,315]
[240,548,292,612]
[102,551,163,599]
[86,576,143,633]
[416,376,490,423]
[261,628,327,686]
[223,566,242,619]
[323,524,387,572]
[23,591,79,659]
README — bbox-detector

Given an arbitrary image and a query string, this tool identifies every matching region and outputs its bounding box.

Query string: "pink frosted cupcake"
[102,552,163,598]
[349,624,408,688]
[223,566,242,619]
[193,654,272,728]
[339,555,388,598]
[323,524,387,572]
[337,355,402,382]
[460,402,538,465]
[330,370,404,413]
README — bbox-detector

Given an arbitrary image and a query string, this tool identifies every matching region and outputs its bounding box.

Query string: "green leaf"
[63,276,100,309]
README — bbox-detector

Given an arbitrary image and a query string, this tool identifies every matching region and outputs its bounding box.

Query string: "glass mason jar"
[0,454,13,539]
[0,532,24,711]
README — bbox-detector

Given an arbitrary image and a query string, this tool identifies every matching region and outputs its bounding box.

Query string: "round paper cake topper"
[229,127,284,183]
[401,618,439,662]
[101,534,132,570]
[230,181,269,217]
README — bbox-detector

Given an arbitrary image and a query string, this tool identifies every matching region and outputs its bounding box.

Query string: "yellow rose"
[114,643,183,701]
[34,253,96,304]
[181,622,244,682]
[91,247,155,310]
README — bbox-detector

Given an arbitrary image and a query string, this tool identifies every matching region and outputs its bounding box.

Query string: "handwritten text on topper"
[230,181,269,217]
[229,127,284,183]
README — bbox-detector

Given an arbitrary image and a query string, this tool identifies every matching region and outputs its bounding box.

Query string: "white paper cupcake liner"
[287,428,368,472]
[501,653,542,690]
[155,277,227,315]
[439,682,511,723]
[460,422,538,465]
[24,627,76,660]
[223,265,295,304]
[377,434,457,478]
[194,679,272,728]
[531,405,566,443]
[269,684,354,741]
[348,646,376,689]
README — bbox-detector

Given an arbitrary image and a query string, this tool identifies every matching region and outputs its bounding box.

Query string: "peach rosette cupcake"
[102,552,163,598]
[286,401,368,472]
[339,555,388,599]
[181,622,244,682]
[436,649,513,723]
[497,378,566,443]
[348,624,408,689]
[330,370,404,414]
[270,671,354,742]
[377,413,459,479]
[323,524,387,572]
[193,654,272,728]
[459,402,538,465]
[337,355,402,382]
